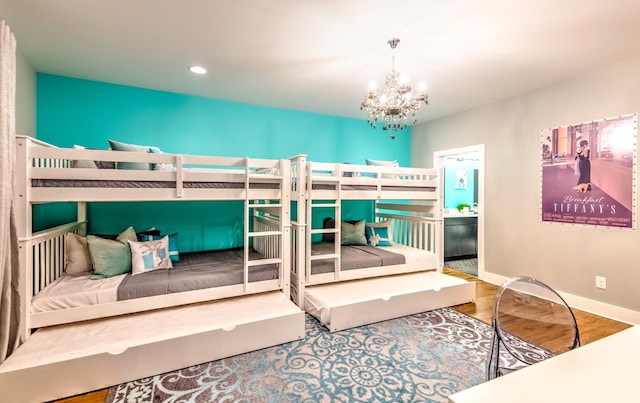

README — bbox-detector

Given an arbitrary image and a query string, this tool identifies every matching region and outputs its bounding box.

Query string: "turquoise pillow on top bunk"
[88,226,138,279]
[108,139,153,170]
[365,158,399,179]
[340,220,367,246]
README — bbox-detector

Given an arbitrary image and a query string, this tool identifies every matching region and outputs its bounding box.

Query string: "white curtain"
[0,20,22,364]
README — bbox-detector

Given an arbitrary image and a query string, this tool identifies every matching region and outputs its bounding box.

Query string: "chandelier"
[361,38,428,139]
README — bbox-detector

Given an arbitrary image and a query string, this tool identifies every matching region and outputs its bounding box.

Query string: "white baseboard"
[478,272,640,325]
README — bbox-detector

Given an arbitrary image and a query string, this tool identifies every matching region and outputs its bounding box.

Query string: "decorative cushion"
[140,233,179,262]
[340,220,367,246]
[148,146,175,171]
[108,139,153,170]
[72,145,115,169]
[365,158,399,178]
[129,236,173,275]
[64,232,93,274]
[365,158,399,167]
[88,226,138,279]
[137,227,161,240]
[365,220,393,247]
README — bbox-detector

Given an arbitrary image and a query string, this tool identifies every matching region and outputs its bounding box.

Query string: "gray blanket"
[310,242,405,275]
[117,248,279,301]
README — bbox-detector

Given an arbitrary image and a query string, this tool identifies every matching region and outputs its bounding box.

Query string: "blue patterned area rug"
[106,308,543,402]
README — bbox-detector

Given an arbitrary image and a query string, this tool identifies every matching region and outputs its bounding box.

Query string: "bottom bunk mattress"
[32,248,279,313]
[310,242,436,275]
[304,271,476,332]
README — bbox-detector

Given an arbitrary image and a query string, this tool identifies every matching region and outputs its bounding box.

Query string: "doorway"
[434,145,485,279]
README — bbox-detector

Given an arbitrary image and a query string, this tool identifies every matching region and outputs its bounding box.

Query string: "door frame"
[434,144,485,279]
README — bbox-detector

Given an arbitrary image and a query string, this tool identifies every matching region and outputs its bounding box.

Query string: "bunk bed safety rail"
[24,221,86,298]
[21,140,288,201]
[308,161,439,181]
[252,214,281,260]
[376,213,441,253]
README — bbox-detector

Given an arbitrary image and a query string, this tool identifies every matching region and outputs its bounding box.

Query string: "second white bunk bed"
[289,155,475,332]
[0,136,305,403]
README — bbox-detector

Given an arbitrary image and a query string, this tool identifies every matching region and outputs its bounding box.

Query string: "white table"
[448,325,640,403]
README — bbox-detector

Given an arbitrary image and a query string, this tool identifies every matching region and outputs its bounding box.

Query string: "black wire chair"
[486,276,581,381]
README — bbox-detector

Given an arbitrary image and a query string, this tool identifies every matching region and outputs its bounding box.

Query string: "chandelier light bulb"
[368,81,377,90]
[360,38,429,139]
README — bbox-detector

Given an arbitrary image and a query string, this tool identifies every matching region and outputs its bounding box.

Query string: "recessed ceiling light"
[188,65,207,75]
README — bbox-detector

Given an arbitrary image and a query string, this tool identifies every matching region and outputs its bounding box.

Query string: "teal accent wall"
[35,74,410,251]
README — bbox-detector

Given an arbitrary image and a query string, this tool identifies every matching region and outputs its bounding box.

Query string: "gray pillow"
[64,232,93,274]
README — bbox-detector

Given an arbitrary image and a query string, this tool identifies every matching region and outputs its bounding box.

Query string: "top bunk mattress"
[311,183,436,192]
[31,179,279,189]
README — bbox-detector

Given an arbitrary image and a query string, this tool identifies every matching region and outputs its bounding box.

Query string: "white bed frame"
[289,155,475,331]
[0,136,305,402]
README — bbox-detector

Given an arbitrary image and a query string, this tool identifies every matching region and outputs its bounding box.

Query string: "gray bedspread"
[117,248,279,301]
[310,242,405,275]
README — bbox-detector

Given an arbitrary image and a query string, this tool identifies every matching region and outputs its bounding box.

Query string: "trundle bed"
[0,136,305,403]
[289,155,475,332]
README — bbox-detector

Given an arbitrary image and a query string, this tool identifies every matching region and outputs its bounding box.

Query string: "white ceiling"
[3,0,640,123]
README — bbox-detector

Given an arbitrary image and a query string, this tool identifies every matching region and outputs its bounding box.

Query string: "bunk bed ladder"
[306,161,342,282]
[244,157,290,295]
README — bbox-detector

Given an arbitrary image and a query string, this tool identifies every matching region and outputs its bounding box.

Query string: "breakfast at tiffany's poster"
[540,114,636,229]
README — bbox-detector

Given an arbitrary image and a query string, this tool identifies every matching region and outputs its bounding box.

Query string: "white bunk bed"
[289,155,475,332]
[0,136,305,403]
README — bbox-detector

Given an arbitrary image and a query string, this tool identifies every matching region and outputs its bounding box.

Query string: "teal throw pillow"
[366,225,392,247]
[340,220,367,246]
[108,139,153,170]
[88,226,138,279]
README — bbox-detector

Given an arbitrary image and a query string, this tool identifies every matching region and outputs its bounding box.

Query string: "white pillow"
[72,145,99,169]
[64,232,93,274]
[129,236,173,275]
[365,158,399,178]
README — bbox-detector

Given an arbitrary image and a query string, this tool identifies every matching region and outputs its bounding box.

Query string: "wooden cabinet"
[444,216,477,260]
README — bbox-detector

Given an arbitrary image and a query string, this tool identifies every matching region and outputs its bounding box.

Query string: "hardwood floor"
[53,269,632,403]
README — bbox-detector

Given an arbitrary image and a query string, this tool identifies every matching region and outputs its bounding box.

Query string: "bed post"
[280,158,292,299]
[436,167,444,271]
[289,155,307,307]
[14,135,32,340]
[77,202,87,236]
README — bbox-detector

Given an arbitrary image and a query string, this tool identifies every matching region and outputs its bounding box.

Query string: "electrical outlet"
[595,276,607,289]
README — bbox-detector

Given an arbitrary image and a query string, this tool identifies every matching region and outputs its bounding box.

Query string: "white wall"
[413,55,640,322]
[15,45,35,136]
[1,2,36,136]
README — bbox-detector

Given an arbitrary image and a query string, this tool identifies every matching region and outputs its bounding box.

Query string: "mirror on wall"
[441,151,480,277]
[443,152,479,213]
